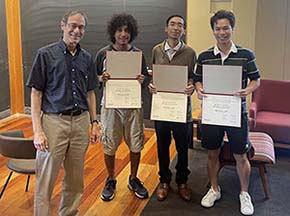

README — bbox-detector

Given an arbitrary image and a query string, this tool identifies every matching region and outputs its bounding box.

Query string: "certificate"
[203,65,242,94]
[153,64,188,92]
[106,51,142,78]
[150,92,187,123]
[105,80,141,108]
[202,94,241,127]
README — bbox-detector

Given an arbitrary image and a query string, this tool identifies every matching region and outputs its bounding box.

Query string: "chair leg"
[258,164,270,200]
[0,171,13,199]
[25,175,31,192]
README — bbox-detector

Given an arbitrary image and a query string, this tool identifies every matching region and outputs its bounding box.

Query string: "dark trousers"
[155,121,191,184]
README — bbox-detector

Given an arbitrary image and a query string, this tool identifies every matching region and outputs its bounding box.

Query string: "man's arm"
[137,52,147,85]
[148,47,157,93]
[87,90,99,144]
[236,79,260,97]
[195,81,205,100]
[31,87,48,151]
[184,52,196,96]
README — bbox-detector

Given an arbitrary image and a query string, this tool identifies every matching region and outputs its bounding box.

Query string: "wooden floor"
[0,114,177,216]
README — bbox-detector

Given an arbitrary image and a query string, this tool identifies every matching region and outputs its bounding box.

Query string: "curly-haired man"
[95,13,149,201]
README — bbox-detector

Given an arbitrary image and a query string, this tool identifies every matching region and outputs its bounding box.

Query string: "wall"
[19,0,186,116]
[187,0,290,84]
[255,0,290,80]
[1,0,290,115]
[0,1,10,112]
[285,1,290,80]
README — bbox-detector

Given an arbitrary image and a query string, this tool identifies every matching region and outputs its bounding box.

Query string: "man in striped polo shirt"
[193,10,260,215]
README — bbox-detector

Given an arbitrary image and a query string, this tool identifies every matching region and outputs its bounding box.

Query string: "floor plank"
[0,115,177,215]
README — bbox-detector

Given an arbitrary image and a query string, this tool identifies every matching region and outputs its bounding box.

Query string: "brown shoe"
[178,184,192,201]
[156,183,170,201]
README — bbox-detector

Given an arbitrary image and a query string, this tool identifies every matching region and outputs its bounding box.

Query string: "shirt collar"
[110,44,134,51]
[213,41,237,56]
[58,39,81,55]
[164,40,182,52]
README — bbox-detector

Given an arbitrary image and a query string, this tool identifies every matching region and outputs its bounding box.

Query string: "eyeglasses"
[66,23,86,31]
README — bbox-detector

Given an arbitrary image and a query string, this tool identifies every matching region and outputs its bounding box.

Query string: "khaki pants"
[34,112,90,216]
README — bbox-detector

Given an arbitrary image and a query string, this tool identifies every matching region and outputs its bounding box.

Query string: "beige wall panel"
[187,0,213,110]
[284,0,290,80]
[255,0,288,80]
[232,0,257,50]
[187,0,214,56]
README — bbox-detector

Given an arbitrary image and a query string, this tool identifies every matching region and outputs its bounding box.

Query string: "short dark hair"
[166,14,186,29]
[107,13,138,43]
[61,10,88,26]
[210,10,235,30]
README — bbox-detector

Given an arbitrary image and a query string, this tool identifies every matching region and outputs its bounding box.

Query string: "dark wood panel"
[0,1,10,112]
[20,0,186,116]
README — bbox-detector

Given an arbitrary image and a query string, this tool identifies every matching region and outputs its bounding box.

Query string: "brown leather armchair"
[0,130,36,198]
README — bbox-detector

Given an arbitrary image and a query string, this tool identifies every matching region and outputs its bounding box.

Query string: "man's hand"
[90,123,100,144]
[147,69,153,76]
[235,79,260,98]
[101,71,111,82]
[235,88,251,98]
[197,88,206,100]
[33,131,48,152]
[184,84,195,96]
[136,74,145,84]
[148,83,157,94]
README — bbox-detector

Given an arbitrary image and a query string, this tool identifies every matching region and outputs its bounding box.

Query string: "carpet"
[141,149,290,216]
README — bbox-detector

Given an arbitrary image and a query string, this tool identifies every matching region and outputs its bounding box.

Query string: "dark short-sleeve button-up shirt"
[26,40,98,113]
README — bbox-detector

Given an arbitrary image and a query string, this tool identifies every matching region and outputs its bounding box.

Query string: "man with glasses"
[149,14,196,202]
[27,10,99,216]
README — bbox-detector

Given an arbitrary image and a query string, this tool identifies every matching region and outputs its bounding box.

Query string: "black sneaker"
[101,177,117,201]
[128,176,149,199]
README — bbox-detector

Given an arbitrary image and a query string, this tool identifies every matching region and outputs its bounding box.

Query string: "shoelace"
[132,178,144,187]
[105,180,115,189]
[206,189,217,199]
[241,194,251,207]
[208,189,215,195]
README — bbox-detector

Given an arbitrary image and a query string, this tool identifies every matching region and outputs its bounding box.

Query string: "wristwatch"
[91,119,99,124]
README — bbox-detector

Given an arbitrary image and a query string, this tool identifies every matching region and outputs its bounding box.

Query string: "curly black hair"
[107,13,138,43]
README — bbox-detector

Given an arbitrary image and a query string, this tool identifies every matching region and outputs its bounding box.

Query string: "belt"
[58,109,86,116]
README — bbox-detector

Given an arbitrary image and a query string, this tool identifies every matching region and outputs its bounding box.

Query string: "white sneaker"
[239,191,254,215]
[201,186,221,208]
